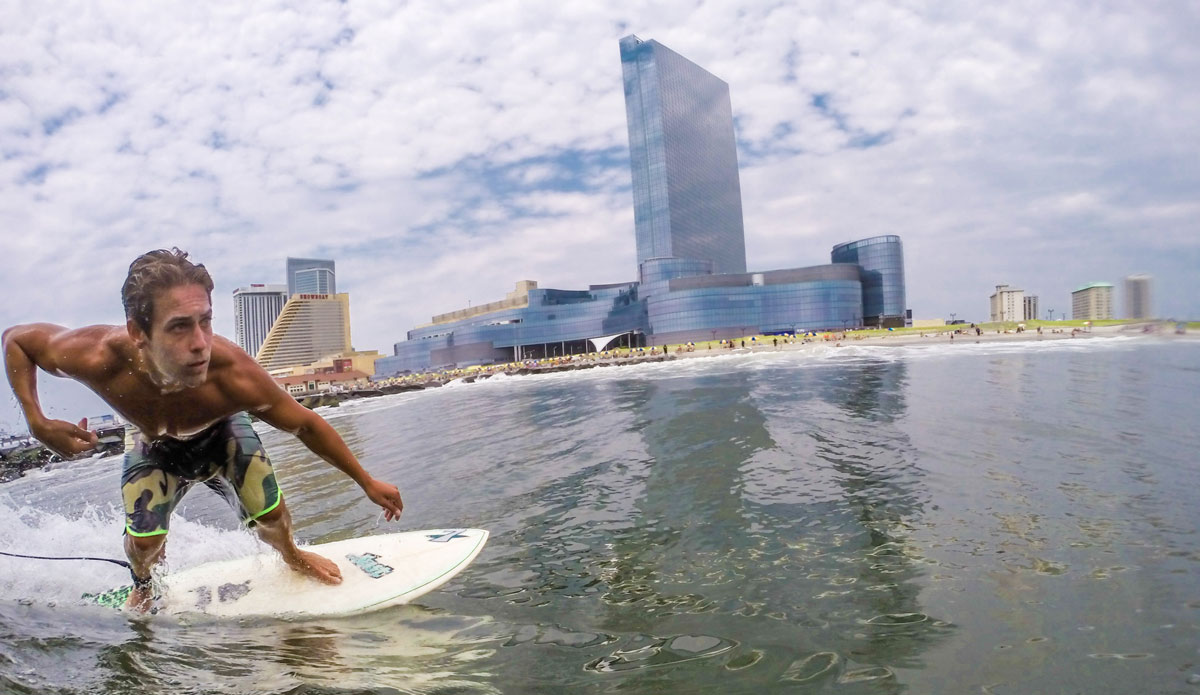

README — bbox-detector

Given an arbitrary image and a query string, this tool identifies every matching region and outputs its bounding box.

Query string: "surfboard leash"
[0,549,131,569]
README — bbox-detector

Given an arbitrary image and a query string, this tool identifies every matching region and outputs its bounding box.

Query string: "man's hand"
[363,478,404,521]
[31,417,98,458]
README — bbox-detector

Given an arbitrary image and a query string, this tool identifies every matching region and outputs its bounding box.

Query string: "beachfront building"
[1124,274,1152,319]
[1071,282,1113,320]
[232,284,287,357]
[620,34,747,279]
[831,236,907,328]
[287,257,336,297]
[268,349,384,378]
[275,370,371,396]
[1024,295,1039,322]
[374,35,907,376]
[989,285,1024,322]
[256,293,352,373]
[376,233,892,374]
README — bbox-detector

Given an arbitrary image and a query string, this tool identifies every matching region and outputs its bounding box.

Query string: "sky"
[2,0,1198,430]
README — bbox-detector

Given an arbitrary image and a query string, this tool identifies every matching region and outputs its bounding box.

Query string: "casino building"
[375,36,907,375]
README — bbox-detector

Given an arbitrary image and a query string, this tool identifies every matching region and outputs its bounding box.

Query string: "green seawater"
[2,337,1198,694]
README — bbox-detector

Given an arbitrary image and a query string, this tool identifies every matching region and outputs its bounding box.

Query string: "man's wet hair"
[122,248,214,334]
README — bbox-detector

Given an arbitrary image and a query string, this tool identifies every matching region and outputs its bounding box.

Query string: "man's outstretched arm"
[2,324,100,456]
[237,357,404,520]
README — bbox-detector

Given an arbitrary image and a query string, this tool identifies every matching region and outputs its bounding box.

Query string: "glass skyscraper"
[374,36,910,376]
[620,35,747,281]
[286,257,336,297]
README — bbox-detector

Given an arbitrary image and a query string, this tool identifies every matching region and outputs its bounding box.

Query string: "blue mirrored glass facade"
[647,265,864,343]
[621,35,747,278]
[286,257,336,297]
[375,37,908,376]
[830,236,906,326]
[379,285,647,373]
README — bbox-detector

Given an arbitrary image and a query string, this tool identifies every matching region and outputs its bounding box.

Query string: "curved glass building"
[830,235,906,327]
[375,37,908,376]
[646,265,864,343]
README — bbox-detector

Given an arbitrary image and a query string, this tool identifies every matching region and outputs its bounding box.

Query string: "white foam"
[258,336,1160,420]
[0,498,263,606]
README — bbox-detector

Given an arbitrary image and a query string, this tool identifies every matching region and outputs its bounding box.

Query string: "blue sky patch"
[42,108,83,136]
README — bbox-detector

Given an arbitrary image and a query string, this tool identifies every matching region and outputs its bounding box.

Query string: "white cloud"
[1,0,1198,429]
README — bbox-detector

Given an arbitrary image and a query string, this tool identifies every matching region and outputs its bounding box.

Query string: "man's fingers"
[382,500,402,521]
[71,427,97,447]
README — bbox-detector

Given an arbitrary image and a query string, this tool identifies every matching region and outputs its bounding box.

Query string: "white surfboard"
[84,528,488,618]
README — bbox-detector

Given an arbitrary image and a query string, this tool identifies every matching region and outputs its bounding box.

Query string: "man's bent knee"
[124,532,166,583]
[252,497,290,528]
[126,532,164,552]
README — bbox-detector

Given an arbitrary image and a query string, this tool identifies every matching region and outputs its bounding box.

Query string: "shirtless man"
[2,249,404,610]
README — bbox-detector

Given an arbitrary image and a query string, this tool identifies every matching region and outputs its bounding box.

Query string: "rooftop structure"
[286,257,336,297]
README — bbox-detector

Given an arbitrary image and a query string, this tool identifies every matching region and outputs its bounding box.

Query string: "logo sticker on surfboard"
[347,552,394,578]
[427,529,467,543]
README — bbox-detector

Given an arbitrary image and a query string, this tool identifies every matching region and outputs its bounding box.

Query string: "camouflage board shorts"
[121,412,282,537]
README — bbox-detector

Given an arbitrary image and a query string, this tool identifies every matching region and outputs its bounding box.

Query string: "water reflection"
[85,608,500,694]
[566,359,953,688]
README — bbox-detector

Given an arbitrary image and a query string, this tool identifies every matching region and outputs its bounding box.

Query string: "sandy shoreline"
[377,321,1195,389]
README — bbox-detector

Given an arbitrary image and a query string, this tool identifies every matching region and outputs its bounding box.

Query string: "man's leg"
[124,532,166,611]
[121,447,184,611]
[216,413,341,585]
[252,499,342,584]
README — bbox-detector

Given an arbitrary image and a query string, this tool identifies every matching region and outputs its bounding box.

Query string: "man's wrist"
[23,408,47,431]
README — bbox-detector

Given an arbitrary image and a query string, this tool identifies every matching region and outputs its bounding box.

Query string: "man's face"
[131,283,214,389]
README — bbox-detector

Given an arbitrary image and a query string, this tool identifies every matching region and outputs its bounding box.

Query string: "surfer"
[2,249,404,611]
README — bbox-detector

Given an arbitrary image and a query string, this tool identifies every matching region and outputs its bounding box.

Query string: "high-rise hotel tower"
[620,35,747,284]
[232,284,287,358]
[286,257,336,297]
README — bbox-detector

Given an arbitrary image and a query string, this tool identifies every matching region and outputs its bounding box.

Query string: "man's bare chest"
[94,374,239,439]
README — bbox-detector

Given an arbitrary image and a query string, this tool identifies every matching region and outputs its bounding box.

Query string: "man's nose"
[190,324,208,350]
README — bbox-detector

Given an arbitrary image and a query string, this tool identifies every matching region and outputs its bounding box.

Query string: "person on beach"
[2,249,403,611]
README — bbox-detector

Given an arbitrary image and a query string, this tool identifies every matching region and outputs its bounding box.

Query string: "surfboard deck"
[83,528,488,618]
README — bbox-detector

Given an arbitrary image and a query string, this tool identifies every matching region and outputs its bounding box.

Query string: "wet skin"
[3,284,404,610]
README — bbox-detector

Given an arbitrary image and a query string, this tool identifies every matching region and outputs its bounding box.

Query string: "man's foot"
[285,549,343,585]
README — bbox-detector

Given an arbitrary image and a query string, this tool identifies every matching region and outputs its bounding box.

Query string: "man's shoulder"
[82,326,135,370]
[210,334,255,371]
[40,325,131,379]
[209,337,276,399]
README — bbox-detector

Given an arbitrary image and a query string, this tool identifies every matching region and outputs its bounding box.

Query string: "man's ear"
[127,319,148,350]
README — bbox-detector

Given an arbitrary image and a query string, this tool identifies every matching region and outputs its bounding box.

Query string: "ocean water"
[1,336,1198,694]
